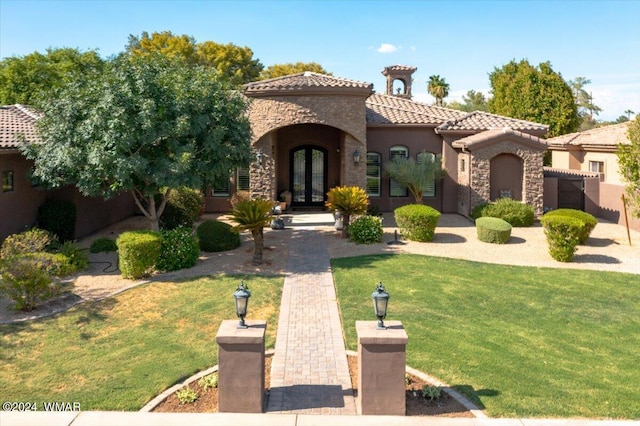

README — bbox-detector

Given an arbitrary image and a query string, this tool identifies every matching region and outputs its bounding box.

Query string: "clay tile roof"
[436,111,548,134]
[365,93,466,125]
[546,121,630,148]
[382,65,417,74]
[452,128,547,150]
[0,104,41,149]
[243,72,373,97]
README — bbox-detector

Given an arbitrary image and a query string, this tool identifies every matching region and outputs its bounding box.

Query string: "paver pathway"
[266,221,356,414]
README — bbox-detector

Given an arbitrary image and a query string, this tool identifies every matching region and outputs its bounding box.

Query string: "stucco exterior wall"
[599,182,640,232]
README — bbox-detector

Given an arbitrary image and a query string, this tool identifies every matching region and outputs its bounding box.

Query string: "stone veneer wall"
[464,141,545,217]
[246,95,368,199]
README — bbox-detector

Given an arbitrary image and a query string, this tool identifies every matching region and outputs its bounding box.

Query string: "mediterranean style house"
[546,121,639,231]
[206,65,549,218]
[1,65,550,242]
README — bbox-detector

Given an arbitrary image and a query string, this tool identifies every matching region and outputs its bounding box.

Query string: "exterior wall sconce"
[371,282,390,330]
[353,149,361,164]
[233,281,251,329]
[255,149,264,165]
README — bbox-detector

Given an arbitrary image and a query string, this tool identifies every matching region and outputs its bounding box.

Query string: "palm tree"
[325,186,369,238]
[625,109,635,120]
[229,199,274,265]
[427,75,450,106]
[384,153,444,203]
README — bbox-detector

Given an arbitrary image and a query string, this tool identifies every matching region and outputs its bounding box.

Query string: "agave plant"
[325,186,369,238]
[229,199,274,265]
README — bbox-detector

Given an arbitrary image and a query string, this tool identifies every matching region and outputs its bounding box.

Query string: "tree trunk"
[341,214,350,239]
[251,227,264,265]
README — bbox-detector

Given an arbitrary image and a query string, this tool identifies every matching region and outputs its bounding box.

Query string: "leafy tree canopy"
[488,59,580,137]
[617,116,640,218]
[0,47,105,105]
[447,90,488,112]
[258,62,331,80]
[126,31,263,86]
[22,54,252,230]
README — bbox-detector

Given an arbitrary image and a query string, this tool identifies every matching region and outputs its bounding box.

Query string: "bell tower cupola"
[382,65,417,99]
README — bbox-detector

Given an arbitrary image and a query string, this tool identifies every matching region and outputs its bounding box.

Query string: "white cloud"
[376,43,398,53]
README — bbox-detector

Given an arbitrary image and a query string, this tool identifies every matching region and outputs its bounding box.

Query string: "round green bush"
[196,220,240,252]
[349,215,383,244]
[38,199,76,242]
[0,255,56,311]
[476,217,512,244]
[116,230,162,279]
[473,198,534,227]
[540,215,583,262]
[157,227,200,272]
[1,228,58,258]
[55,241,89,274]
[90,237,118,253]
[394,204,441,242]
[159,187,204,230]
[543,209,597,244]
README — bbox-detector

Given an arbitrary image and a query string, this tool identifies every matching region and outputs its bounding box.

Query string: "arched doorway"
[290,145,328,208]
[490,153,523,201]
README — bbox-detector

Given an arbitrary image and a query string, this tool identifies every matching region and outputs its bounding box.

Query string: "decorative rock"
[271,218,285,230]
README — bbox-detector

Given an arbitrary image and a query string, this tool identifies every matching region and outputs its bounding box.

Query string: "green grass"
[0,274,282,410]
[332,254,640,419]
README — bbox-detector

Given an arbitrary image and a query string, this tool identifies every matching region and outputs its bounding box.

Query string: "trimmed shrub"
[116,231,162,279]
[157,227,200,272]
[159,187,203,230]
[90,237,118,253]
[476,217,512,244]
[540,215,583,262]
[196,220,240,252]
[0,254,58,311]
[0,228,58,258]
[394,204,441,242]
[38,199,76,242]
[56,241,89,274]
[349,215,383,244]
[366,204,383,218]
[544,209,597,244]
[472,198,534,227]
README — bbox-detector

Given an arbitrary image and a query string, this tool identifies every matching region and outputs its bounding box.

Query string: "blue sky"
[1,0,639,121]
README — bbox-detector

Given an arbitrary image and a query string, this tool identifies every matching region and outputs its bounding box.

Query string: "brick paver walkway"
[266,223,356,414]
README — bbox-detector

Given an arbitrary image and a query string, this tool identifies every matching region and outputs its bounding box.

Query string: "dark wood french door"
[290,146,327,207]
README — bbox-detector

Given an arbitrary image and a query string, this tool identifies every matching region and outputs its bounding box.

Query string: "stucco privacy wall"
[460,141,545,217]
[245,95,368,197]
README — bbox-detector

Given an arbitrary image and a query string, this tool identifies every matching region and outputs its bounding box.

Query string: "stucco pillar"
[356,320,408,415]
[215,320,266,413]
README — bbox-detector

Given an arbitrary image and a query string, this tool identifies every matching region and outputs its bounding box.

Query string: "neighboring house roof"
[543,166,600,179]
[365,93,466,125]
[452,127,547,151]
[243,72,373,97]
[0,104,41,149]
[436,111,549,134]
[546,122,630,150]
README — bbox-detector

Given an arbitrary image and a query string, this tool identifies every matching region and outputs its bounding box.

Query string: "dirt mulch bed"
[151,354,473,417]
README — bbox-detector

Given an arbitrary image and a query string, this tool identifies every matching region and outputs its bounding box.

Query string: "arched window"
[417,151,436,197]
[389,146,408,197]
[366,152,381,196]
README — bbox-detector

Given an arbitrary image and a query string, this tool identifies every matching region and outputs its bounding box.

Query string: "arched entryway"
[290,145,328,208]
[490,153,523,201]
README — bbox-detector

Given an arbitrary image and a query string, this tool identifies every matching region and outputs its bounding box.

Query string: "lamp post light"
[371,282,390,330]
[233,281,251,329]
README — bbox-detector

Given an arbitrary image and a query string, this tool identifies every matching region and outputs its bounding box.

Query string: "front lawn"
[333,254,640,419]
[0,274,282,410]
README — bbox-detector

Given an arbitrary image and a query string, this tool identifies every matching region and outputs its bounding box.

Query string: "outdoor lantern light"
[353,148,361,164]
[255,149,264,165]
[371,282,390,330]
[233,281,251,329]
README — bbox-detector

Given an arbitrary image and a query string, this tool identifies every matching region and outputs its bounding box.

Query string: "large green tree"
[126,31,263,85]
[617,116,640,218]
[0,47,105,105]
[22,54,252,231]
[258,62,331,80]
[427,75,449,106]
[488,60,580,137]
